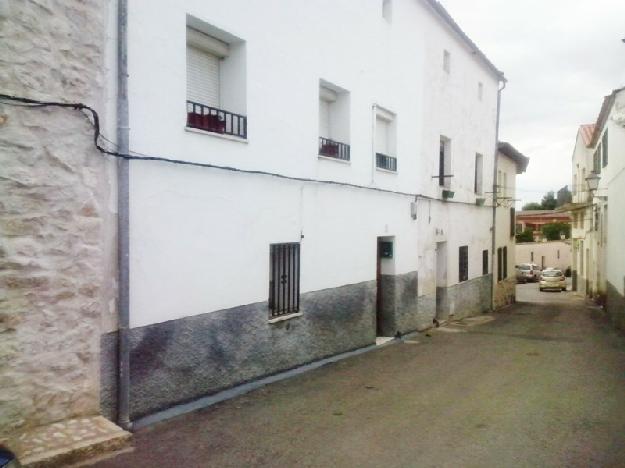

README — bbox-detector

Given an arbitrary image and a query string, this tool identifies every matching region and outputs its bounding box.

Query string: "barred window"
[497,247,503,282]
[503,246,508,279]
[459,246,468,282]
[269,243,300,318]
[510,208,516,237]
[482,249,488,275]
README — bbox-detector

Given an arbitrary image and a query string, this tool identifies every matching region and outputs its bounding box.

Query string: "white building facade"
[494,142,528,308]
[567,87,625,330]
[97,0,506,421]
[1,0,505,433]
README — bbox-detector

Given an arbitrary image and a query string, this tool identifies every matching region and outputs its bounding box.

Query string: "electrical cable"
[0,92,492,207]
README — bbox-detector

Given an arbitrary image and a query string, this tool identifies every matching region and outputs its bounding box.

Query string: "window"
[375,107,397,171]
[497,248,502,281]
[482,249,488,275]
[557,249,560,259]
[593,144,602,174]
[531,251,534,262]
[439,136,451,187]
[382,0,392,22]
[503,246,508,279]
[510,208,515,237]
[474,153,483,195]
[478,82,483,101]
[318,82,350,161]
[269,243,300,318]
[602,130,608,167]
[459,246,468,282]
[185,22,247,138]
[443,50,451,73]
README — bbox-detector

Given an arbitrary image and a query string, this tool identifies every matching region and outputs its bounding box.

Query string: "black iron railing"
[186,101,247,139]
[269,243,300,318]
[376,152,397,172]
[318,137,350,161]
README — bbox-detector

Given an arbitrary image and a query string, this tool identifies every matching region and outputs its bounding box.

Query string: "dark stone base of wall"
[442,275,492,320]
[100,274,493,423]
[379,271,428,335]
[606,280,625,331]
[103,281,376,420]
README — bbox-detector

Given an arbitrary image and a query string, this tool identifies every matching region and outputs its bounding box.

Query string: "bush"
[516,228,534,243]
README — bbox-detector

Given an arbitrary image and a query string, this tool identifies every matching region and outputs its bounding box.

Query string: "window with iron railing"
[269,243,300,318]
[186,101,247,139]
[186,22,247,139]
[376,152,397,172]
[318,82,350,161]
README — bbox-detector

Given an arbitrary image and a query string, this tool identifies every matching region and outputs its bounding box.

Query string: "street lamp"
[585,171,600,194]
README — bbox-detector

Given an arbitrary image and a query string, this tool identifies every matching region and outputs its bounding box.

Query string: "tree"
[522,202,543,210]
[540,191,557,210]
[515,228,534,243]
[541,222,570,241]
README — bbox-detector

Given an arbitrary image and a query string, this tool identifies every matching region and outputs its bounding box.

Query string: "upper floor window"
[439,136,451,187]
[478,82,484,101]
[593,143,602,174]
[375,107,397,172]
[443,50,451,73]
[474,153,483,195]
[318,82,350,161]
[186,21,247,139]
[382,0,392,22]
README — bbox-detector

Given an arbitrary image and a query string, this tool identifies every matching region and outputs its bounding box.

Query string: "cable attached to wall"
[0,92,491,208]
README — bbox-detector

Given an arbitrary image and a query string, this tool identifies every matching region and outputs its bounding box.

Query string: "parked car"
[539,269,567,292]
[516,263,541,283]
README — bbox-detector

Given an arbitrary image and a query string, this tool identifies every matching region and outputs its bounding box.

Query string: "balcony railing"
[376,152,397,172]
[318,137,350,161]
[186,101,247,139]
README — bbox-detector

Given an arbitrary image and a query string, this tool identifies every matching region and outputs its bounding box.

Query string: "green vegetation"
[541,222,571,241]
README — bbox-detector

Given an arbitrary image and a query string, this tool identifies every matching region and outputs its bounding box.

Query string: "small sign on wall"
[380,241,393,258]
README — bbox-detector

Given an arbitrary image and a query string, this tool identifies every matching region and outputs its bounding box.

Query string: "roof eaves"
[497,141,529,174]
[589,86,625,147]
[421,0,505,82]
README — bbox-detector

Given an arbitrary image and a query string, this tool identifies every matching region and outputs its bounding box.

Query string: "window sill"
[185,126,249,144]
[376,167,397,175]
[318,155,351,165]
[268,312,302,324]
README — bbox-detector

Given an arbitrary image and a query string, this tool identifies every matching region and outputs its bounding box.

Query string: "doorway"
[435,241,447,321]
[376,236,394,343]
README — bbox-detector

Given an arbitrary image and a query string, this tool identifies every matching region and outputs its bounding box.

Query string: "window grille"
[482,249,488,275]
[269,243,301,318]
[459,246,468,282]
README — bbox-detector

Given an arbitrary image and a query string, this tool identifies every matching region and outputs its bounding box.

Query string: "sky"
[442,0,625,207]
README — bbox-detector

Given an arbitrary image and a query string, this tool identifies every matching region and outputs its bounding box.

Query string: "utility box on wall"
[380,241,393,258]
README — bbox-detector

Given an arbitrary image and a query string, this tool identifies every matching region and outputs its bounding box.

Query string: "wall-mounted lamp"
[585,171,600,194]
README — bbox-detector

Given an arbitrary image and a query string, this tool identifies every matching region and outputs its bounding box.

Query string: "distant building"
[494,142,529,308]
[515,210,571,241]
[516,240,571,272]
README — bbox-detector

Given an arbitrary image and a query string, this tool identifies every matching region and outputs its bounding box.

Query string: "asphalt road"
[94,284,625,467]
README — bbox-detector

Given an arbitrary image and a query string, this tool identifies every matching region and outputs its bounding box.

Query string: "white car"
[539,269,567,292]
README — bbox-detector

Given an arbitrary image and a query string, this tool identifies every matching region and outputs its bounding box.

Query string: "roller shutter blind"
[376,117,389,154]
[186,45,220,107]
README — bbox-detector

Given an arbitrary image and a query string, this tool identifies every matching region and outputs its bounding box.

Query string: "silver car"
[539,269,567,292]
[516,263,541,283]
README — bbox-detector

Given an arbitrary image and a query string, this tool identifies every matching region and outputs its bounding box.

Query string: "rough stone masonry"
[0,0,117,440]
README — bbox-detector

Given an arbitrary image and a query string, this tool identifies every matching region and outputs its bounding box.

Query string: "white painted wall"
[495,152,518,283]
[122,0,502,327]
[602,91,625,298]
[516,241,572,272]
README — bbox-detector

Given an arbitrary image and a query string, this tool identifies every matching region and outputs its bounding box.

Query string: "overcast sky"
[442,0,625,207]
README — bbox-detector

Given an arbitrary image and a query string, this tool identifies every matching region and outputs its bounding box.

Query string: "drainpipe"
[116,0,131,431]
[490,79,506,311]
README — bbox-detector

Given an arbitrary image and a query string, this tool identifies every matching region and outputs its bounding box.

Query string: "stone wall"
[494,277,516,309]
[0,0,115,439]
[606,280,625,332]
